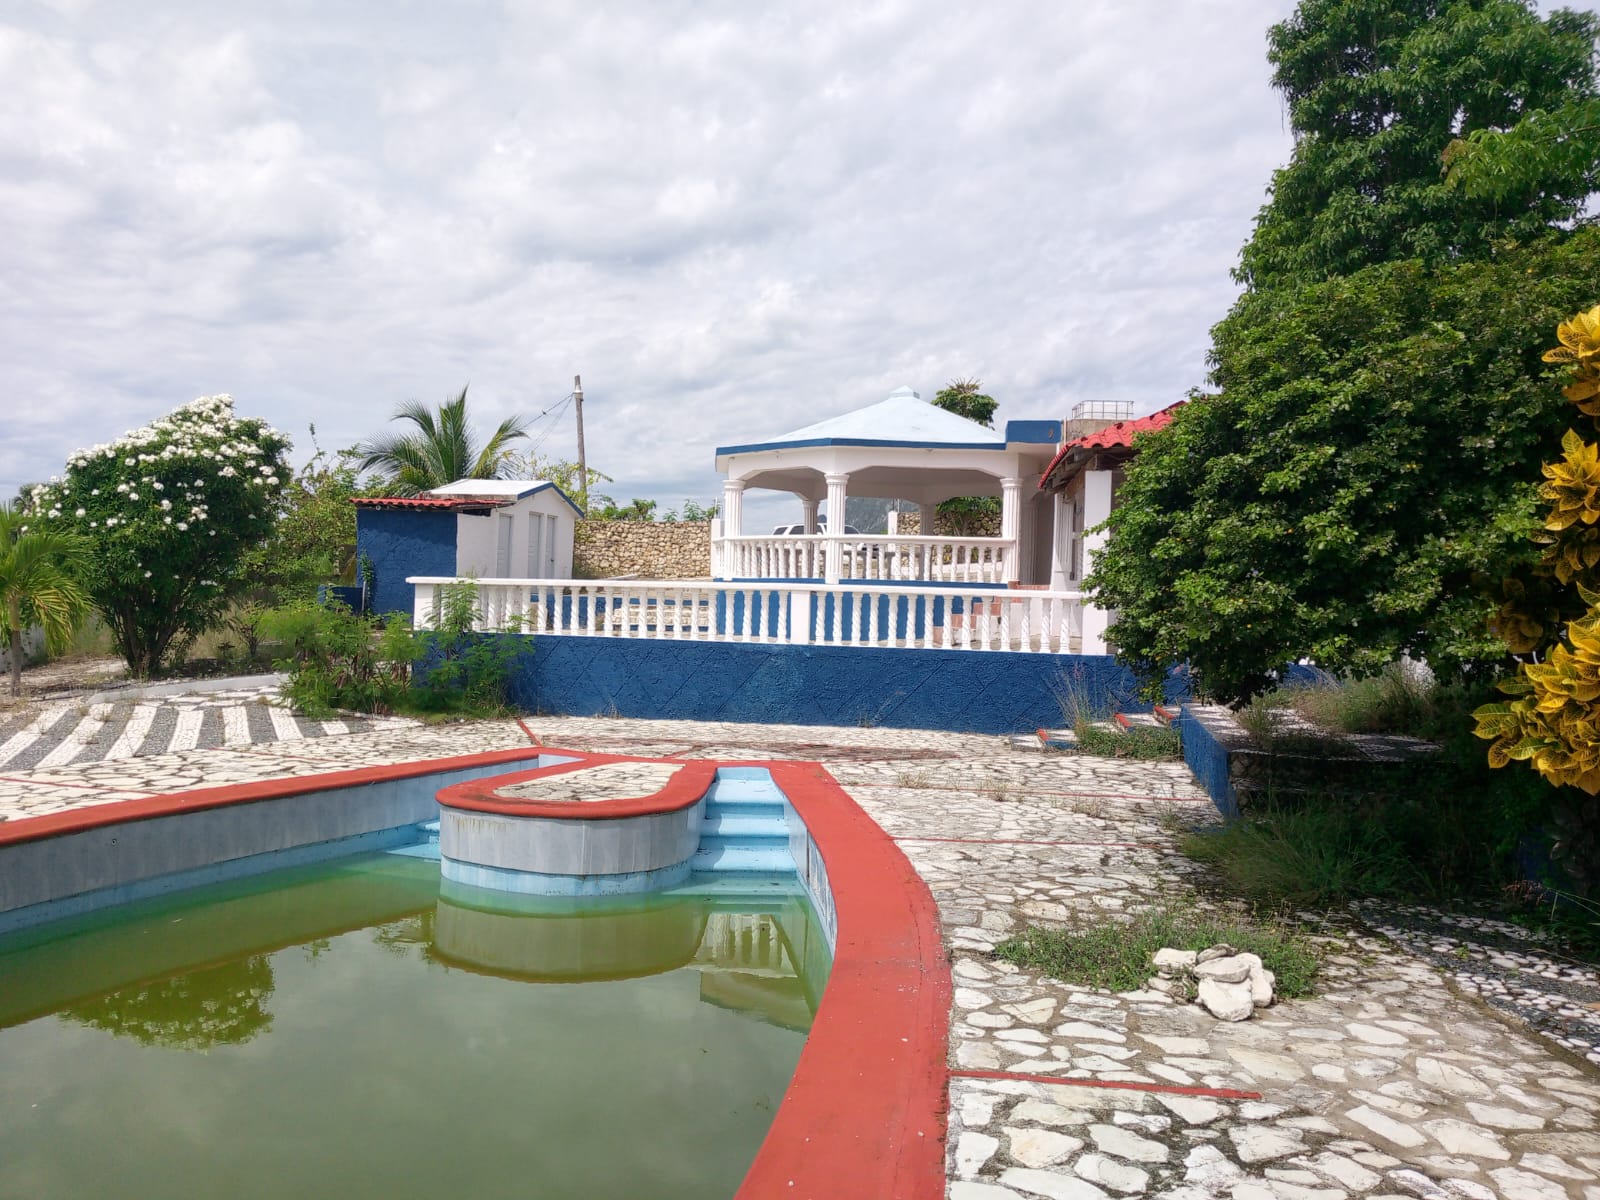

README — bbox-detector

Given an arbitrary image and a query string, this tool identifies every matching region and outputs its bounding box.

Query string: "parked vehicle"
[771,522,861,535]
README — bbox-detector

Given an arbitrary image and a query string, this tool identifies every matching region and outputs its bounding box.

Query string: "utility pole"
[573,374,587,513]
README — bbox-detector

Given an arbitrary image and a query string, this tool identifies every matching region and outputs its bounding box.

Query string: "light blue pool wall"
[0,753,567,936]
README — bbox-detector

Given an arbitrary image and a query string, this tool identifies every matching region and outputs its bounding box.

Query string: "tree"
[26,395,291,678]
[932,378,1002,533]
[1446,95,1600,202]
[932,378,998,428]
[0,502,90,697]
[501,450,615,513]
[1090,231,1600,702]
[354,386,531,496]
[1237,0,1599,291]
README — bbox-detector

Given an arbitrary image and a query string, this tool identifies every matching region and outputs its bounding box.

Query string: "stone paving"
[1,711,1597,1198]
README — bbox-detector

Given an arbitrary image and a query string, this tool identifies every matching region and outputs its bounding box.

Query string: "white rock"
[1012,1100,1092,1127]
[970,1012,1016,1029]
[996,1028,1051,1044]
[1313,1064,1349,1083]
[1521,1153,1596,1182]
[1198,977,1255,1022]
[1074,1152,1150,1194]
[1443,1180,1496,1200]
[1229,1125,1305,1164]
[1267,1183,1345,1200]
[956,1132,1001,1176]
[1346,1022,1409,1046]
[1415,1057,1494,1100]
[1183,1144,1243,1188]
[1155,1094,1226,1125]
[951,1184,1029,1200]
[1229,1048,1307,1081]
[1195,955,1254,984]
[1153,947,1199,971]
[961,1093,999,1126]
[1250,966,1276,1007]
[1486,1167,1569,1200]
[957,1040,1004,1069]
[1386,1168,1453,1199]
[1305,1151,1381,1190]
[1196,944,1239,963]
[999,1167,1110,1200]
[1464,1102,1545,1131]
[1422,1119,1509,1161]
[1142,1034,1213,1055]
[1346,1105,1428,1149]
[1054,1021,1126,1042]
[1089,1123,1170,1163]
[1008,1128,1083,1168]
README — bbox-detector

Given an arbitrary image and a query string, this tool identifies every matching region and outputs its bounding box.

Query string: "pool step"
[696,770,791,874]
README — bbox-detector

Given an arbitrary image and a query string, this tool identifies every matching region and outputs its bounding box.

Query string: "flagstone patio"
[1,709,1596,1199]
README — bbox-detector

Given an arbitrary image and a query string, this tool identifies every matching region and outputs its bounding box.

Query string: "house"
[354,479,582,616]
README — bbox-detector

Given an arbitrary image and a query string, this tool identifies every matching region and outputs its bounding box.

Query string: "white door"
[495,514,513,577]
[527,515,544,577]
[546,515,559,574]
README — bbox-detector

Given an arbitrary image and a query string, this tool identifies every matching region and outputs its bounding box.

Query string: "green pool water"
[0,854,829,1200]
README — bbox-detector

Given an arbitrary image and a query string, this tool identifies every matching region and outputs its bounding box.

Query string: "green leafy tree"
[1237,0,1599,291]
[0,501,90,697]
[502,450,615,513]
[932,378,1002,534]
[932,378,998,428]
[1446,95,1600,202]
[27,395,290,678]
[355,386,531,496]
[1091,231,1600,702]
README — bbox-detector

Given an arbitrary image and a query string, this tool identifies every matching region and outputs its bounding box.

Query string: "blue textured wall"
[505,637,1187,735]
[1177,705,1235,817]
[357,509,458,617]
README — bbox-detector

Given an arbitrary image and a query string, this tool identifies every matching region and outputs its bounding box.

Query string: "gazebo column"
[800,498,819,534]
[824,472,849,585]
[1000,476,1024,583]
[1080,469,1114,654]
[918,502,937,538]
[720,479,746,580]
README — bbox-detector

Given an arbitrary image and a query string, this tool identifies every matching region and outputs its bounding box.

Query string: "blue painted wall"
[504,637,1189,735]
[1176,705,1235,817]
[357,509,458,617]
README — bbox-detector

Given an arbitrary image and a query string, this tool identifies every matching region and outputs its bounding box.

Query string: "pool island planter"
[0,748,949,1200]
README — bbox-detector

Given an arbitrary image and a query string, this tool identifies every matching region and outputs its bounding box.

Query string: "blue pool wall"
[0,753,566,936]
[497,636,1190,734]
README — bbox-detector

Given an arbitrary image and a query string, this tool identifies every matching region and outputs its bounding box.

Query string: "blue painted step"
[700,812,786,838]
[692,842,794,872]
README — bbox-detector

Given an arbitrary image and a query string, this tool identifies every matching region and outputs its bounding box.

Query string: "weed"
[994,903,1320,998]
[895,768,933,788]
[1073,723,1181,760]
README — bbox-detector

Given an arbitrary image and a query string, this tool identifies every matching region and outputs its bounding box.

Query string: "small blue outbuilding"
[354,479,582,618]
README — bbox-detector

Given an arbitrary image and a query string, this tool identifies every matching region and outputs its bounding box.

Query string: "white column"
[1048,492,1070,590]
[721,478,746,536]
[824,472,849,585]
[1000,476,1024,583]
[800,497,819,534]
[1080,469,1115,654]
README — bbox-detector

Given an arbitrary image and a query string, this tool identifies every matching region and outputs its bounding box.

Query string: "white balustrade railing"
[714,534,1014,584]
[408,577,1102,654]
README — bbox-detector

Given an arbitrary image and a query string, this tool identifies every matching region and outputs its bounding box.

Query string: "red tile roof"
[1038,400,1187,489]
[352,496,509,511]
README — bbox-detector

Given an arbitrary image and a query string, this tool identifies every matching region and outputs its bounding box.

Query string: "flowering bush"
[27,395,290,676]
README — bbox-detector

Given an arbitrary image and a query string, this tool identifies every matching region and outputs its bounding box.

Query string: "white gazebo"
[712,387,1064,586]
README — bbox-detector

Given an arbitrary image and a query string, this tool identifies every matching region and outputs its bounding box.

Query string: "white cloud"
[0,0,1316,516]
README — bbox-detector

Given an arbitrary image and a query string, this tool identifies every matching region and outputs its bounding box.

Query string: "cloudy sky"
[4,0,1325,525]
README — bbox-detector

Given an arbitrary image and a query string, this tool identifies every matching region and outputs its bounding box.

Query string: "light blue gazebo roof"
[715,387,1004,458]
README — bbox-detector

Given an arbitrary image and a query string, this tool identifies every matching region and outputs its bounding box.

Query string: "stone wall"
[575,520,711,579]
[892,507,1003,538]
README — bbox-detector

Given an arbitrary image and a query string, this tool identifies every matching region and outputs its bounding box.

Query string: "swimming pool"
[0,850,828,1200]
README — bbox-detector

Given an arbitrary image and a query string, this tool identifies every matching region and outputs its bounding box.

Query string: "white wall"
[454,490,576,579]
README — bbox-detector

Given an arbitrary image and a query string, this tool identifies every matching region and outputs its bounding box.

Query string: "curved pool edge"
[0,746,951,1200]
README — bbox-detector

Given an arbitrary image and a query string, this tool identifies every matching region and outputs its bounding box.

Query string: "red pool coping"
[0,746,952,1200]
[436,756,719,820]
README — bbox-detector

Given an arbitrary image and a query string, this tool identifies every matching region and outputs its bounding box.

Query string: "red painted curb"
[0,746,551,848]
[437,756,718,821]
[516,718,541,745]
[735,761,950,1200]
[950,1069,1262,1101]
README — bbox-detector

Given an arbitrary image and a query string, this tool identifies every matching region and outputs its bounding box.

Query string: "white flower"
[152,481,163,490]
[75,508,85,517]
[144,571,152,578]
[177,522,188,531]
[160,499,172,511]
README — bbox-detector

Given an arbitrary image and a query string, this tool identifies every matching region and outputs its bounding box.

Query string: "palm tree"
[0,502,90,697]
[354,386,533,496]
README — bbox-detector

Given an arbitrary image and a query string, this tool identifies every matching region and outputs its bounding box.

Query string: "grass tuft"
[1071,723,1181,760]
[993,904,1320,998]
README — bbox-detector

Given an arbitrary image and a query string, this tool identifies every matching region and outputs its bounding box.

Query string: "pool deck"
[2,711,1598,1200]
